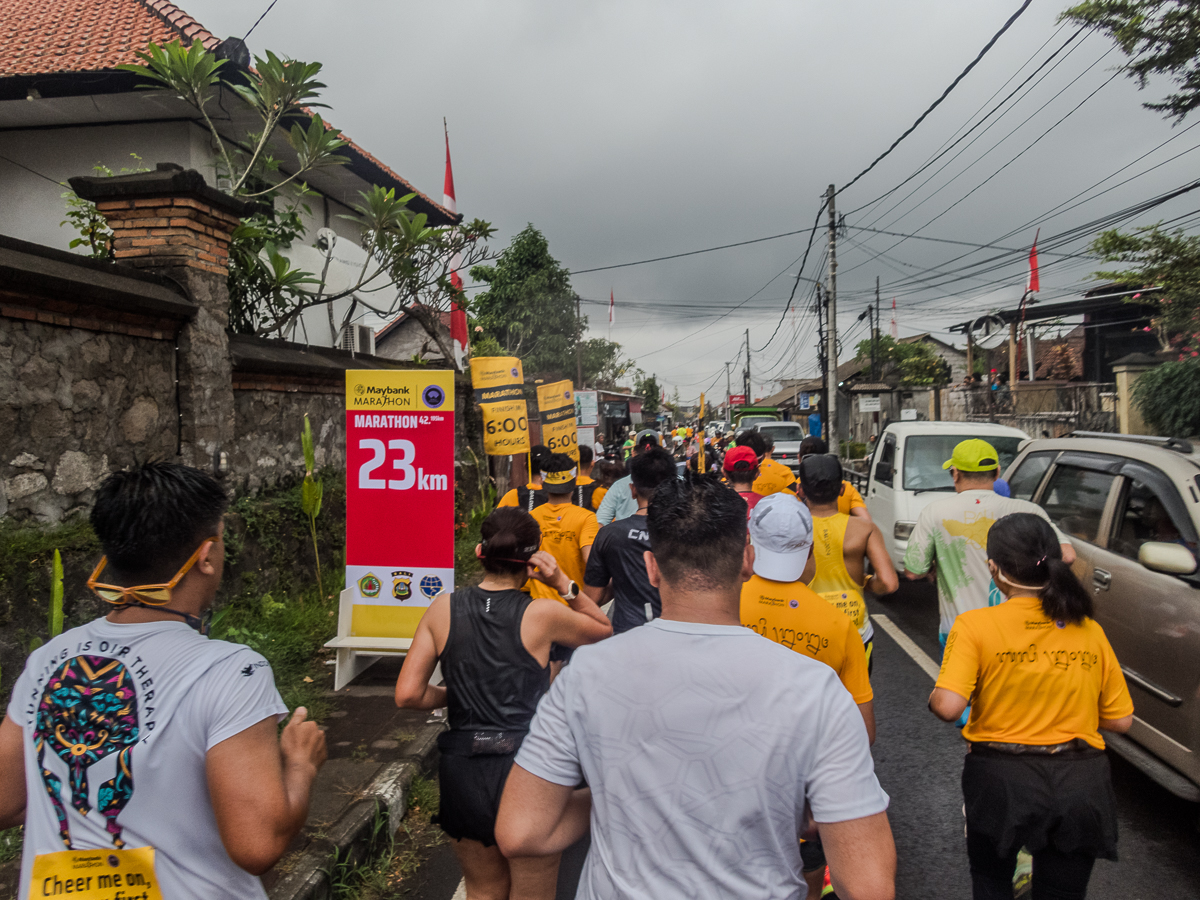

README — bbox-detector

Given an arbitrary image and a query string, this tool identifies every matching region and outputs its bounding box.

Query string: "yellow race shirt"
[752,457,797,496]
[498,483,540,508]
[528,501,600,602]
[740,574,873,703]
[837,481,866,515]
[936,595,1134,749]
[809,513,869,639]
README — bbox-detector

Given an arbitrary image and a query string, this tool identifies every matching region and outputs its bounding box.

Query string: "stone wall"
[0,248,183,521]
[231,385,345,493]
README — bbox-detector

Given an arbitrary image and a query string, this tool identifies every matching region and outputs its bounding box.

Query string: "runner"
[0,462,327,900]
[798,454,898,673]
[527,454,600,607]
[739,491,876,900]
[582,447,676,632]
[395,507,611,900]
[929,513,1133,900]
[723,445,764,515]
[903,439,1075,645]
[736,430,797,496]
[621,430,636,462]
[572,445,602,511]
[596,430,662,524]
[498,445,552,510]
[495,474,895,899]
[590,460,623,511]
[800,436,870,519]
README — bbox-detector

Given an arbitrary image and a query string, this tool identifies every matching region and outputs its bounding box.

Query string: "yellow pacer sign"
[30,846,163,900]
[470,357,530,456]
[537,380,579,462]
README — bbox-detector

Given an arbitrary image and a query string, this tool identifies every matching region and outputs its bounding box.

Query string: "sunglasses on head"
[88,535,221,609]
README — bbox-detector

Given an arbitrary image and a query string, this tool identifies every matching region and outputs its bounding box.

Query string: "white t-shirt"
[514,618,889,900]
[902,489,1067,637]
[8,618,288,900]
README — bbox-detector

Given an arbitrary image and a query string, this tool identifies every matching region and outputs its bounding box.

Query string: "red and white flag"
[1027,228,1040,294]
[444,119,468,369]
[608,290,615,328]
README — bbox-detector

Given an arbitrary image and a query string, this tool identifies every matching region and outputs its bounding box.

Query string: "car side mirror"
[875,463,893,484]
[1138,541,1197,576]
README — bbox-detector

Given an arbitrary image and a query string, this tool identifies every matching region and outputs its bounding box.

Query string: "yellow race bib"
[29,846,162,900]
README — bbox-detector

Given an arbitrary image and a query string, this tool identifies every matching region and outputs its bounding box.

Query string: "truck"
[732,406,781,430]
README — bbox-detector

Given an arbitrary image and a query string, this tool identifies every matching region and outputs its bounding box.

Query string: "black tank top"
[441,586,550,733]
[515,486,549,511]
[573,481,600,511]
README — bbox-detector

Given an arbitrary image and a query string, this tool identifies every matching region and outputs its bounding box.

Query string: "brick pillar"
[70,164,253,472]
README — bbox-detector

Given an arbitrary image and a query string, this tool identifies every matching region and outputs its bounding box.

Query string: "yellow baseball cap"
[943,439,1000,472]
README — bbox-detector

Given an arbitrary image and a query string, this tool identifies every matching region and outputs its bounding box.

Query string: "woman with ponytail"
[929,512,1135,900]
[394,507,612,900]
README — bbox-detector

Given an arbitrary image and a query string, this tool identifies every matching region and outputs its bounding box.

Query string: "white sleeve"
[194,647,288,750]
[805,676,890,824]
[513,665,583,786]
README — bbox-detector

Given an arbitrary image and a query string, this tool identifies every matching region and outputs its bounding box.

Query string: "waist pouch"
[438,729,526,757]
[970,738,1101,759]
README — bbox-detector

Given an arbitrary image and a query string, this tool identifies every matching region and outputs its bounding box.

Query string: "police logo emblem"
[391,570,414,601]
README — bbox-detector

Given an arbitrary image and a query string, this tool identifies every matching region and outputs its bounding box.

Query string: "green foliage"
[634,372,662,416]
[1061,0,1200,121]
[1088,224,1200,352]
[852,335,951,387]
[60,156,149,258]
[1131,359,1200,435]
[471,225,625,382]
[48,550,63,639]
[580,337,632,389]
[0,826,21,864]
[300,414,325,590]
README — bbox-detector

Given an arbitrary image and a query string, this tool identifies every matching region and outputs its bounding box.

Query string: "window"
[759,424,804,442]
[874,437,896,485]
[1112,477,1196,560]
[1007,452,1055,502]
[1040,466,1116,544]
[901,435,1024,492]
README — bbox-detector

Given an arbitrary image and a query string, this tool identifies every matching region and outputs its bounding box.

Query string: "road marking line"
[451,878,467,900]
[873,614,940,682]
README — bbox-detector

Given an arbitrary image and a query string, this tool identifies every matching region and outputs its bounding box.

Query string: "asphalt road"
[403,581,1200,899]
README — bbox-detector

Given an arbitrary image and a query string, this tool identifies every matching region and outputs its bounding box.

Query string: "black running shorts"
[434,752,516,846]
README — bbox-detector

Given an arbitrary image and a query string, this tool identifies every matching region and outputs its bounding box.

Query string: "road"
[402,582,1200,899]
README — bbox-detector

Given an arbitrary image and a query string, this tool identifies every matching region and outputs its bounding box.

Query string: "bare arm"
[818,811,896,900]
[394,595,449,710]
[1060,541,1076,565]
[849,505,872,521]
[581,581,613,607]
[0,715,26,829]
[1100,715,1133,733]
[858,701,876,746]
[864,525,899,596]
[206,709,327,875]
[928,687,969,722]
[496,764,592,857]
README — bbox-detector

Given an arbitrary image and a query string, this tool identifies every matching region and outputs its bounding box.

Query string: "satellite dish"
[969,314,1008,350]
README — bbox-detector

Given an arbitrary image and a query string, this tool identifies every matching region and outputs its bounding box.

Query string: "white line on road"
[451,878,466,900]
[873,615,941,682]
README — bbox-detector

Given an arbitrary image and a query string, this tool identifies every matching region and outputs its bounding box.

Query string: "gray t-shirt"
[8,617,288,900]
[595,474,636,524]
[515,618,889,899]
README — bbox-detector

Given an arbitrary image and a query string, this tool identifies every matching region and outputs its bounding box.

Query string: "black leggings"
[966,831,1095,900]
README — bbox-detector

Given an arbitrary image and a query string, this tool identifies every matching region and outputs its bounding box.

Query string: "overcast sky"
[188,0,1199,401]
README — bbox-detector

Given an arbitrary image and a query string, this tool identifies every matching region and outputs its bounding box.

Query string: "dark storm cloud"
[189,0,1195,399]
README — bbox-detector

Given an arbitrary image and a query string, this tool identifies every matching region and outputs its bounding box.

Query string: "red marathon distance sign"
[345,370,455,639]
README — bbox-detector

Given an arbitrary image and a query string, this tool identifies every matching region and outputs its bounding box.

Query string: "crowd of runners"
[0,430,1135,900]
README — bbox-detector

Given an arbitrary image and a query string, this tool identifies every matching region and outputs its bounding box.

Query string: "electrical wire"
[243,0,281,41]
[569,227,818,274]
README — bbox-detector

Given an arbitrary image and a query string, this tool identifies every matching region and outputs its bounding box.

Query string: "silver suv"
[1005,432,1200,801]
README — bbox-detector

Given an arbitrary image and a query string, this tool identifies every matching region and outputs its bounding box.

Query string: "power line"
[569,227,815,274]
[243,0,281,41]
[753,206,828,352]
[836,0,1034,197]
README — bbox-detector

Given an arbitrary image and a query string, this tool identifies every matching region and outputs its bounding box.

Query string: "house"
[0,0,457,348]
[374,307,453,364]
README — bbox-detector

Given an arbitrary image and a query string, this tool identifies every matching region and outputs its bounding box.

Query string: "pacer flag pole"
[470,357,530,456]
[444,119,468,370]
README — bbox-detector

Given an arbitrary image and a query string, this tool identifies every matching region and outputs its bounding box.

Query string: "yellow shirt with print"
[936,595,1134,749]
[752,457,797,496]
[527,501,600,602]
[740,574,872,703]
[837,481,866,516]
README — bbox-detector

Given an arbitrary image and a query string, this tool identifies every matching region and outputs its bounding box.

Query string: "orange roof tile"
[0,0,457,224]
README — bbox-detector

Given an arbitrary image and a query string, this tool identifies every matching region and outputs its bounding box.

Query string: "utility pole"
[575,294,583,388]
[816,284,826,436]
[826,184,838,451]
[873,276,881,382]
[743,328,751,402]
[725,361,732,421]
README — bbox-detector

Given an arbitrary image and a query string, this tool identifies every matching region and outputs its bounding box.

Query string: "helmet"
[634,429,661,449]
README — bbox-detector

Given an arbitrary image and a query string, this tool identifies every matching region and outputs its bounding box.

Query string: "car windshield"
[760,425,804,442]
[901,435,1024,492]
[738,416,777,428]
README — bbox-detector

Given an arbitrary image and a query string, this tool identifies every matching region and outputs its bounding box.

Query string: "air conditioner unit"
[340,325,375,356]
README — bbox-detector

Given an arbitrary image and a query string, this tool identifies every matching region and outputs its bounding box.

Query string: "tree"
[1132,359,1200,433]
[1061,0,1200,121]
[853,335,952,387]
[471,225,627,384]
[634,372,661,416]
[70,39,495,368]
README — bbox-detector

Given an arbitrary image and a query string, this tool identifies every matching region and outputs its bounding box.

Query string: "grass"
[0,827,21,865]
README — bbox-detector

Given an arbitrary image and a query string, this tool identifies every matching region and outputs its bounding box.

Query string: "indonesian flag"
[444,120,468,368]
[609,289,615,327]
[1027,228,1040,294]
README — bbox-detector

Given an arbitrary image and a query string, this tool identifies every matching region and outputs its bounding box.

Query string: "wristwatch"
[560,580,580,602]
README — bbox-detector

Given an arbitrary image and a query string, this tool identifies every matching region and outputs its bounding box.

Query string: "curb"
[269,719,445,900]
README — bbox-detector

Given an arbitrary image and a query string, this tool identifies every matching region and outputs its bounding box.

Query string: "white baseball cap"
[748,492,813,582]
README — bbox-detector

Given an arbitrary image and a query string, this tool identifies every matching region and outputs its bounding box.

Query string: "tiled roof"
[0,0,217,77]
[0,0,456,223]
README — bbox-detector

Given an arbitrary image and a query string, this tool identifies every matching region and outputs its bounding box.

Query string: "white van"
[864,421,1030,568]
